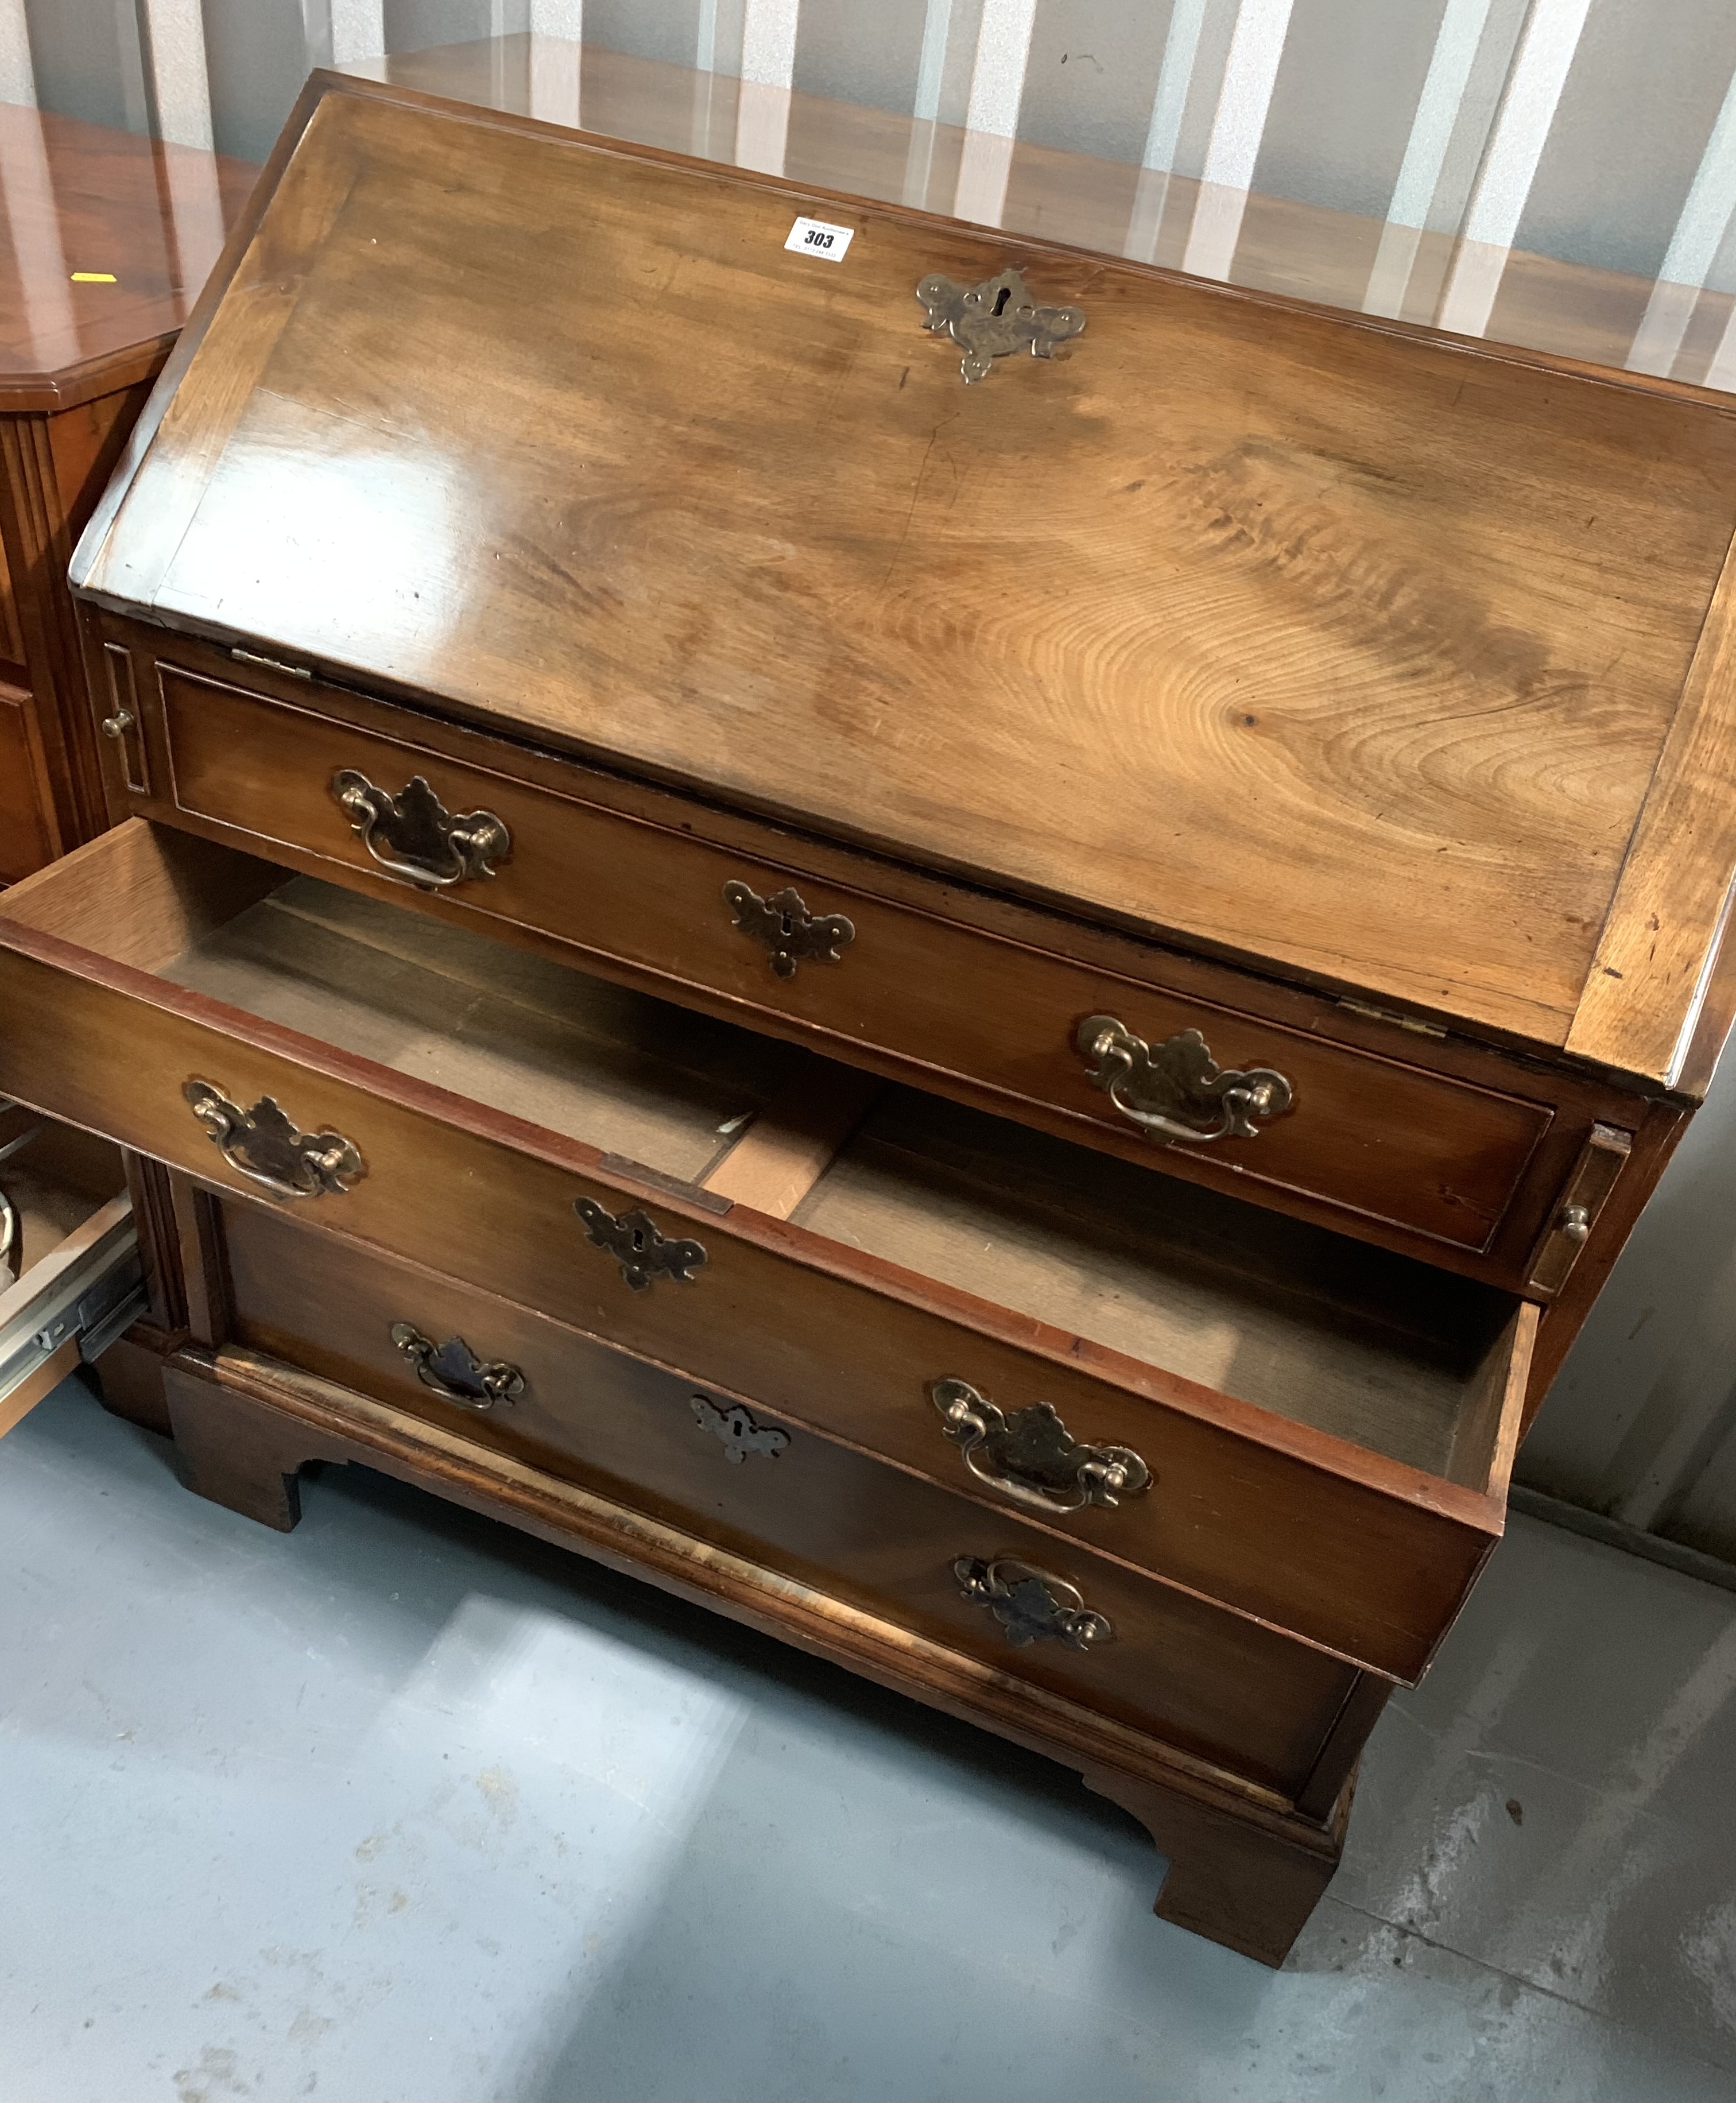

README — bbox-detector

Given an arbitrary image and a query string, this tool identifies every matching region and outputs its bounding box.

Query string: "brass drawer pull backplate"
[723,880,855,978]
[692,1395,788,1462]
[183,1080,365,1199]
[574,1196,707,1291]
[917,267,1084,384]
[390,1322,524,1411]
[931,1377,1150,1513]
[332,768,512,890]
[1076,1015,1292,1145]
[954,1556,1114,1651]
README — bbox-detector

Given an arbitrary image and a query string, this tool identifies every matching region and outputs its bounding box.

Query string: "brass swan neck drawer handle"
[692,1395,788,1462]
[916,267,1085,384]
[390,1323,524,1411]
[931,1379,1150,1513]
[183,1080,365,1199]
[954,1556,1114,1651]
[722,880,855,978]
[331,769,512,890]
[1075,1015,1292,1145]
[573,1196,707,1291]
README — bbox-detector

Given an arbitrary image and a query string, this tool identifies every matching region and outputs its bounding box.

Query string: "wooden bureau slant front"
[44,71,1736,1966]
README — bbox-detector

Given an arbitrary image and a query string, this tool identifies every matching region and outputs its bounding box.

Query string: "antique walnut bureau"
[11,71,1736,1963]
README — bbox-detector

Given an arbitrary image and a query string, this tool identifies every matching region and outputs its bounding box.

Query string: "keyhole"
[993,285,1012,316]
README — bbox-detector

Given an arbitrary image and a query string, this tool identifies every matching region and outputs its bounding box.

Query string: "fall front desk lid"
[72,73,1736,1088]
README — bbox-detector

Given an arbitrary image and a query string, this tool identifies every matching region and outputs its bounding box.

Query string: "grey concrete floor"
[5,1375,1736,2103]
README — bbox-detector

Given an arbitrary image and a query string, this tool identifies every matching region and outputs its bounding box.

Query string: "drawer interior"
[158,872,804,1185]
[0,1106,125,1280]
[2,826,1521,1499]
[792,1091,1512,1481]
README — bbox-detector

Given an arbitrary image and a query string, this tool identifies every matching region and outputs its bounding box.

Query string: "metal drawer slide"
[0,1193,146,1433]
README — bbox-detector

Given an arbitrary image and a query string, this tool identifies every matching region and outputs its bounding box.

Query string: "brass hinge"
[231,646,312,681]
[1336,997,1448,1040]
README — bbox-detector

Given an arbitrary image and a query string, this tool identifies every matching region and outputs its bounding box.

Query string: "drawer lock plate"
[916,266,1085,383]
[692,1395,788,1462]
[574,1196,707,1291]
[722,880,855,978]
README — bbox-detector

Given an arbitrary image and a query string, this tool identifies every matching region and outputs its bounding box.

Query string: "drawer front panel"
[0,909,1498,1683]
[217,1195,1356,1796]
[155,664,1551,1258]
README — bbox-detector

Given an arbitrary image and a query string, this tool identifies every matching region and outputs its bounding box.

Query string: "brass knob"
[1559,1203,1591,1244]
[100,709,134,739]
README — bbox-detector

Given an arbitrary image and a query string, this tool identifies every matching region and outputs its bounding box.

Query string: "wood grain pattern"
[0,815,282,967]
[0,1120,125,1279]
[0,678,56,881]
[140,653,1566,1270]
[70,73,1736,1075]
[214,1193,1355,1789]
[701,1058,884,1218]
[0,106,255,410]
[99,617,1658,1295]
[1567,539,1736,1085]
[0,377,175,876]
[371,36,1735,393]
[1086,1763,1346,1965]
[164,1338,1365,1961]
[0,819,1528,1680]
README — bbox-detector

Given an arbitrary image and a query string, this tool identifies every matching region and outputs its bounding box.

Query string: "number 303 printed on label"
[784,216,855,261]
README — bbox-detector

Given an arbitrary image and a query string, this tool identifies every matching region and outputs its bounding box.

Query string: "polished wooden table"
[0,105,255,883]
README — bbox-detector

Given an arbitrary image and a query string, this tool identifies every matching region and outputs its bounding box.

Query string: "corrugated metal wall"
[3,0,1736,1560]
[11,2,1736,323]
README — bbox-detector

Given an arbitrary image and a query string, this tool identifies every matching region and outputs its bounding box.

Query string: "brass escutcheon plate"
[916,266,1085,382]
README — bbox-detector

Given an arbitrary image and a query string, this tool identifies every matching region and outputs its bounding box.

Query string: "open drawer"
[0,1107,142,1436]
[0,822,1533,1679]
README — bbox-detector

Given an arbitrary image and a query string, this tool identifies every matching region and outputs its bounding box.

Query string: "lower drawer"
[0,822,1529,1680]
[215,1193,1358,1798]
[0,1109,141,1434]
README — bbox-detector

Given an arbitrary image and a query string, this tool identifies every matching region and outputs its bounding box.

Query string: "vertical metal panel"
[1519,1049,1736,1566]
[0,0,36,103]
[1251,0,1445,223]
[1016,0,1175,166]
[23,0,149,134]
[1517,0,1736,285]
[792,0,929,119]
[1183,0,1294,278]
[1626,68,1736,377]
[197,0,308,161]
[332,0,387,63]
